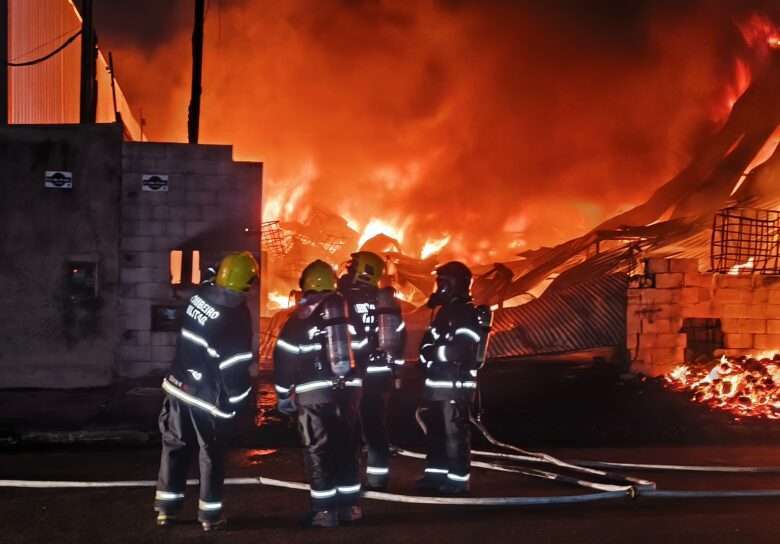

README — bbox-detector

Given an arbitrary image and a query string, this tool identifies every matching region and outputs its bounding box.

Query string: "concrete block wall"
[628,257,780,376]
[0,124,123,388]
[118,142,262,378]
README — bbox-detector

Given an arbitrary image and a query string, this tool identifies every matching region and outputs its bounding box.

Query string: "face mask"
[426,277,453,308]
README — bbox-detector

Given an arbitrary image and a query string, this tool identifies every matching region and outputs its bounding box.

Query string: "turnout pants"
[298,389,362,511]
[154,395,230,522]
[423,399,471,488]
[361,391,391,486]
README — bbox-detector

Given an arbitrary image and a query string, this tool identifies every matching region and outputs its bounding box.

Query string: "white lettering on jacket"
[185,294,221,326]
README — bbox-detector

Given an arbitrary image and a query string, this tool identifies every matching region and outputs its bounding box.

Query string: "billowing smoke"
[95,0,779,263]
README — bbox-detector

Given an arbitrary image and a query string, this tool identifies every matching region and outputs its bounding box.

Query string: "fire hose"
[412,407,655,493]
[401,403,780,501]
[2,417,780,502]
[2,395,780,504]
[0,477,629,506]
[466,415,780,498]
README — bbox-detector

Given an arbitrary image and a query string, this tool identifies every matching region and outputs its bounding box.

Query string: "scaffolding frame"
[260,220,290,257]
[711,207,780,275]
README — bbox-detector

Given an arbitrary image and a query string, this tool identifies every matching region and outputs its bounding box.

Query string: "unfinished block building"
[0,124,261,387]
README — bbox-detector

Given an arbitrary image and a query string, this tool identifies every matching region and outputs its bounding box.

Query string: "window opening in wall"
[681,318,723,363]
[192,250,201,285]
[66,261,98,301]
[170,250,183,285]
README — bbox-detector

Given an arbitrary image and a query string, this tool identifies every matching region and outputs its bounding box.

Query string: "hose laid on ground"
[4,475,780,501]
[0,477,629,506]
[404,412,780,499]
[470,448,780,474]
[468,371,780,476]
[416,407,654,490]
[468,415,655,489]
[394,447,639,493]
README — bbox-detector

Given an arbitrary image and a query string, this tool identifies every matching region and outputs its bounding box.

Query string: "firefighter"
[154,251,258,532]
[273,260,364,528]
[338,251,406,491]
[417,261,492,495]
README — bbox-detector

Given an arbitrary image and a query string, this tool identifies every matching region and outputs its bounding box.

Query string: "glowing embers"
[665,353,780,420]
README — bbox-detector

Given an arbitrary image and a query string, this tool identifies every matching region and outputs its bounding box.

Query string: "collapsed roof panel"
[488,273,628,360]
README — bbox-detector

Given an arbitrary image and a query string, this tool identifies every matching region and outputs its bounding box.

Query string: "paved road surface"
[2,445,779,544]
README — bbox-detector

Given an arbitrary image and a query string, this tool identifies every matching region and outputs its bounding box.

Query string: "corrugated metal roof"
[488,273,627,359]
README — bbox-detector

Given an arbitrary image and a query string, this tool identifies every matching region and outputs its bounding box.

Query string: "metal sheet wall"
[7,0,142,139]
[488,273,628,359]
[8,0,82,124]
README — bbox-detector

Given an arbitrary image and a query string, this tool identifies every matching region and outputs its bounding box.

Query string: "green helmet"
[215,251,259,293]
[345,251,385,287]
[300,260,337,293]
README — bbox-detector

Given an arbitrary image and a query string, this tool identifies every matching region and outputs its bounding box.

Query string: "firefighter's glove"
[277,397,298,416]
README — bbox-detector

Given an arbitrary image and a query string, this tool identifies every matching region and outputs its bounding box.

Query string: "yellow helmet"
[299,260,337,293]
[215,251,259,293]
[346,251,385,287]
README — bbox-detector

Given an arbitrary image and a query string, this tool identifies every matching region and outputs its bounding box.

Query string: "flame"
[394,290,413,303]
[262,160,318,221]
[357,218,407,249]
[712,14,780,124]
[340,211,361,233]
[262,193,284,222]
[665,353,780,420]
[728,257,754,275]
[726,58,751,112]
[267,290,294,310]
[738,13,778,51]
[713,58,751,122]
[420,235,451,259]
[104,2,780,268]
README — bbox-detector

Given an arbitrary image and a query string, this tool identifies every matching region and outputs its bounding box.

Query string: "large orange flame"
[96,4,780,269]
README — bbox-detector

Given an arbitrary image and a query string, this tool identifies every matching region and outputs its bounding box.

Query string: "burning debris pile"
[666,353,780,419]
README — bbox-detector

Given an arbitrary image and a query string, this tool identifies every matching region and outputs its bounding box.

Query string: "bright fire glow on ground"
[665,353,780,420]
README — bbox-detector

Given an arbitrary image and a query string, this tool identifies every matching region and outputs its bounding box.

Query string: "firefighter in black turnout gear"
[273,260,364,528]
[417,261,492,494]
[338,251,406,491]
[154,252,258,532]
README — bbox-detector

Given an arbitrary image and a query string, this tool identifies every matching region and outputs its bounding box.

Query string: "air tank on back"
[376,287,404,357]
[320,293,354,377]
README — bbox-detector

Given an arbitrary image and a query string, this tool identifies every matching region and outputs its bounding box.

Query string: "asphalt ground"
[1,360,779,542]
[2,445,780,543]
